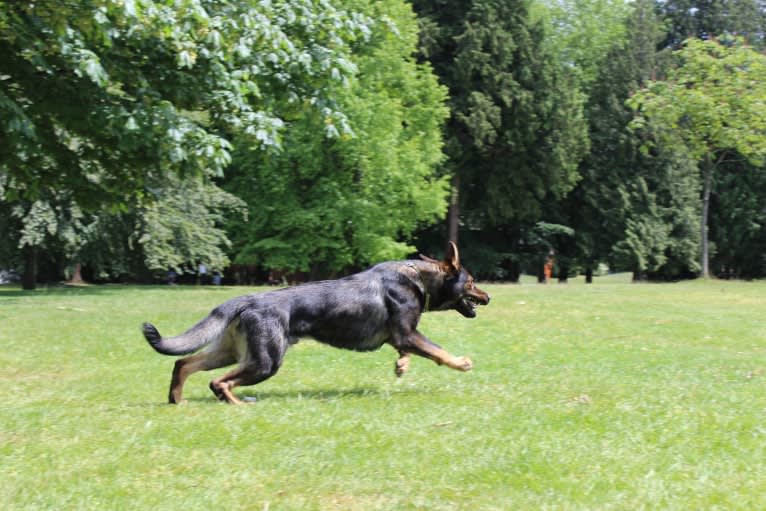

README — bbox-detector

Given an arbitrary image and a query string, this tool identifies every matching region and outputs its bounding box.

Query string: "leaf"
[124,116,138,131]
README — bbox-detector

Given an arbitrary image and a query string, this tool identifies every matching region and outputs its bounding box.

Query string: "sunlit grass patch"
[1,278,765,509]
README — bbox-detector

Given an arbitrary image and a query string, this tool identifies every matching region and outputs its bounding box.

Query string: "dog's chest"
[303,296,392,351]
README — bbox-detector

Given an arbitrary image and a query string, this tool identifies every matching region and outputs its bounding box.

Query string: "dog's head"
[421,242,490,318]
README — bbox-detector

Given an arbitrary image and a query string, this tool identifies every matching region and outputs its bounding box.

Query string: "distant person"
[212,271,222,286]
[198,263,207,285]
[544,251,554,283]
[167,267,177,285]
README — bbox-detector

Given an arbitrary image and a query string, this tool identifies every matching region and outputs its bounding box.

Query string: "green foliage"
[566,0,700,280]
[226,0,449,273]
[630,37,766,276]
[137,174,246,275]
[659,0,766,49]
[532,0,633,86]
[0,191,93,278]
[0,0,378,283]
[0,173,244,281]
[710,160,766,278]
[2,0,765,282]
[11,195,87,258]
[412,0,589,267]
[630,38,766,166]
[0,0,372,208]
[612,151,701,279]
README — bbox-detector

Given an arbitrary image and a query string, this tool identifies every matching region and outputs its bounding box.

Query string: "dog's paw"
[452,356,473,372]
[395,355,410,377]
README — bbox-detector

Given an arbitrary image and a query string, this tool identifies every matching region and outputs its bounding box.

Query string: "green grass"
[2,276,765,510]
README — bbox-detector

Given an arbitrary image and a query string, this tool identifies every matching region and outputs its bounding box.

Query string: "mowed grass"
[1,275,765,510]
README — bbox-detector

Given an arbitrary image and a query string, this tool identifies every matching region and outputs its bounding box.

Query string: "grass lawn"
[1,275,765,510]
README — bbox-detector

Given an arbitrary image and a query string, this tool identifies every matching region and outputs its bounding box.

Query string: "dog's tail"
[142,308,231,356]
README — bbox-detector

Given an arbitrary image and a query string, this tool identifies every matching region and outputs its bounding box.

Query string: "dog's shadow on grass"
[180,385,428,405]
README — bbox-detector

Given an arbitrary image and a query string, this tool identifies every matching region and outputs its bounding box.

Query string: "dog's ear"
[444,241,461,271]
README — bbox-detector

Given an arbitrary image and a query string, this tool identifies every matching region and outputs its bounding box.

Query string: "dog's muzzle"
[457,291,490,318]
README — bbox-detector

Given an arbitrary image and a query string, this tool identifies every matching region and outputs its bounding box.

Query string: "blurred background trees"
[1,0,764,287]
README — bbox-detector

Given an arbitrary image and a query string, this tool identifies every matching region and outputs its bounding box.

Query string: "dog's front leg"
[395,351,411,377]
[399,331,473,372]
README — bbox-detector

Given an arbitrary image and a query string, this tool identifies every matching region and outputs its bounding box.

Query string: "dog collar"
[404,263,430,312]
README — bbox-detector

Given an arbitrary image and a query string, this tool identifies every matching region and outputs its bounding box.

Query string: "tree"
[0,0,373,287]
[659,0,766,49]
[709,159,766,278]
[136,174,246,278]
[0,173,245,283]
[610,147,701,280]
[224,0,449,276]
[0,191,89,288]
[560,0,698,281]
[0,0,370,205]
[629,37,766,277]
[532,0,633,86]
[411,0,588,278]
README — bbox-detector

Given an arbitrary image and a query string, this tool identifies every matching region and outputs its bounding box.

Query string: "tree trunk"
[507,259,520,283]
[22,245,37,290]
[700,157,713,278]
[69,263,84,284]
[585,267,593,284]
[446,173,459,247]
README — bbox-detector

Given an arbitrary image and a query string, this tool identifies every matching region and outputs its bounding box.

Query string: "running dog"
[142,242,490,404]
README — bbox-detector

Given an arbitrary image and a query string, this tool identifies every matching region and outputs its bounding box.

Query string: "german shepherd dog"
[142,242,490,404]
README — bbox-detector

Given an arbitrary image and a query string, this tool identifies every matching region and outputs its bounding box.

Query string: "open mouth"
[458,295,487,317]
[464,296,482,309]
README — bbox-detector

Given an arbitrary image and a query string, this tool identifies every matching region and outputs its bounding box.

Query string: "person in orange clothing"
[543,251,554,283]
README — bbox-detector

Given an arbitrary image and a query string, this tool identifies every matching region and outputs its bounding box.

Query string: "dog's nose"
[486,294,491,304]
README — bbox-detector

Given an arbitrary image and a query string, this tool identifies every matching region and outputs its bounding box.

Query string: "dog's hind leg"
[208,345,285,404]
[209,312,287,404]
[169,350,237,404]
[209,361,281,404]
